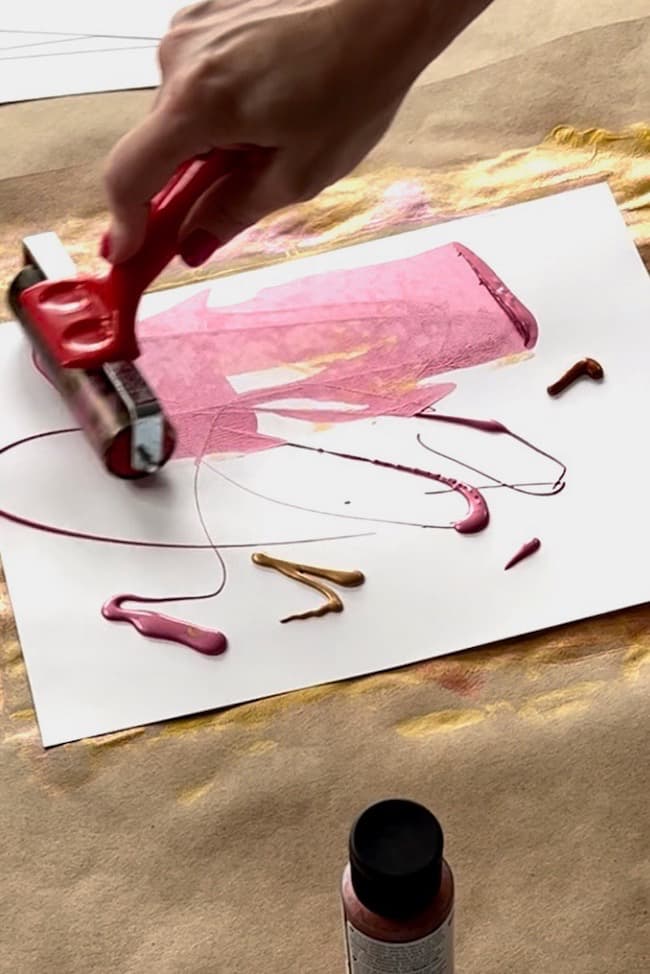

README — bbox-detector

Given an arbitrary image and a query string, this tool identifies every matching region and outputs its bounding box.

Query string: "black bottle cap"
[349,799,444,920]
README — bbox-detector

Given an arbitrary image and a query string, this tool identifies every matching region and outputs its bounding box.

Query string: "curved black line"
[0,428,373,550]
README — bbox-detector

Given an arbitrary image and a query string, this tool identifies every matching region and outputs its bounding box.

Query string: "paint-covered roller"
[8,234,177,479]
[6,152,232,479]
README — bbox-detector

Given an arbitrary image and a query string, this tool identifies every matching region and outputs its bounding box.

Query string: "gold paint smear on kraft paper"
[397,708,486,738]
[517,682,605,721]
[178,780,214,807]
[158,684,341,741]
[89,728,146,749]
[9,708,34,721]
[396,680,611,740]
[245,739,278,756]
[623,641,650,681]
[5,124,650,297]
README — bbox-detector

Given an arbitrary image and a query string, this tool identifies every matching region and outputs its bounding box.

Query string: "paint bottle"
[341,799,454,974]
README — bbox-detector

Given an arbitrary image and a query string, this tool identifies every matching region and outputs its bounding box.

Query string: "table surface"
[1,4,650,972]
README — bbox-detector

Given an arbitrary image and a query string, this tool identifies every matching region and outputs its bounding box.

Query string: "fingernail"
[180,229,220,268]
[99,231,112,261]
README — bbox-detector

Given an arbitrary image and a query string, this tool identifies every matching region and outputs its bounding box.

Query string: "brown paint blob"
[251,552,365,622]
[547,358,604,396]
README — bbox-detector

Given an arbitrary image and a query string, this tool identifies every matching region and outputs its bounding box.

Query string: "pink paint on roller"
[102,595,227,655]
[504,537,541,571]
[137,242,538,458]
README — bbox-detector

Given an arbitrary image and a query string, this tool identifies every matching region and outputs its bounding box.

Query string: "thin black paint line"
[209,456,556,508]
[0,28,160,41]
[417,409,567,489]
[416,434,565,498]
[0,36,81,53]
[203,454,452,532]
[0,428,374,550]
[425,480,559,495]
[0,44,156,62]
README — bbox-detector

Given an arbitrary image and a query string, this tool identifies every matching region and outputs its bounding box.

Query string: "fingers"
[179,149,321,266]
[103,108,207,263]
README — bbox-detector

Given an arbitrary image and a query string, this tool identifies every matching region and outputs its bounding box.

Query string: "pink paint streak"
[418,413,509,434]
[417,411,567,492]
[137,242,538,458]
[102,595,227,655]
[504,538,541,570]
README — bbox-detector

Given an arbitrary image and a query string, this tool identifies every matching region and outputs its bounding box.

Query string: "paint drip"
[504,538,541,570]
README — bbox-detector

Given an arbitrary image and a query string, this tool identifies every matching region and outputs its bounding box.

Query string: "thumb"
[179,149,314,267]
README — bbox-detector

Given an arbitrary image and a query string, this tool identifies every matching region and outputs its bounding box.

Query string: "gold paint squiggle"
[252,553,365,623]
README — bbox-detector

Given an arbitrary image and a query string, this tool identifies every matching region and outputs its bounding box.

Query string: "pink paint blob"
[436,476,488,534]
[419,412,509,434]
[137,242,538,458]
[102,595,227,655]
[292,443,489,534]
[504,538,542,570]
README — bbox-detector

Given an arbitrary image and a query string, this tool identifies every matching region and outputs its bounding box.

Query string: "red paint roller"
[8,151,230,478]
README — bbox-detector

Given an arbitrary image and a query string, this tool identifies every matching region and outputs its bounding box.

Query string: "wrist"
[425,0,493,56]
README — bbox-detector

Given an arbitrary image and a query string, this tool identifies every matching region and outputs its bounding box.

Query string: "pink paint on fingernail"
[180,230,220,268]
[99,232,111,261]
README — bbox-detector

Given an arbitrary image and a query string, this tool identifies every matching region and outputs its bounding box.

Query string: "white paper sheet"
[0,3,181,102]
[2,184,649,746]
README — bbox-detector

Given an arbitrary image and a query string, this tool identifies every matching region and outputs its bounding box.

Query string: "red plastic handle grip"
[107,150,231,323]
[19,150,231,369]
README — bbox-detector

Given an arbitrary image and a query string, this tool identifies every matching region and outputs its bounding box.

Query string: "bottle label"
[345,912,454,974]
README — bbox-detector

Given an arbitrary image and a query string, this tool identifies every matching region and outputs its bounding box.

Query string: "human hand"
[103,0,491,267]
